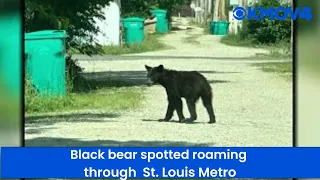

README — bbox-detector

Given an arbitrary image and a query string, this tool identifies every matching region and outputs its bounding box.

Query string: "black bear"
[145,64,216,124]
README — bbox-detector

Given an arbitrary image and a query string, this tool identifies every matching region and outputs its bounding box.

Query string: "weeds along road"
[25,17,292,147]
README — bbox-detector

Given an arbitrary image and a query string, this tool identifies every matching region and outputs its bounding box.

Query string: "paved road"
[25,17,292,147]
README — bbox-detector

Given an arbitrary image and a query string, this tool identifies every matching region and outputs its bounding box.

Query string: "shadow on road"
[25,112,120,135]
[208,80,231,84]
[142,119,209,124]
[25,137,212,147]
[78,70,235,91]
[26,112,119,122]
[74,54,283,61]
[170,26,193,31]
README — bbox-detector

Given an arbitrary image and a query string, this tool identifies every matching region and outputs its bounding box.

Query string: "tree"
[213,0,220,21]
[25,0,115,91]
[121,0,191,23]
[25,0,114,56]
[25,0,191,90]
[239,0,291,44]
[219,0,227,20]
[26,0,191,52]
[213,0,227,21]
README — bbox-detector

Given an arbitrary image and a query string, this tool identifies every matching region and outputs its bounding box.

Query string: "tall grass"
[25,75,145,114]
[69,33,170,55]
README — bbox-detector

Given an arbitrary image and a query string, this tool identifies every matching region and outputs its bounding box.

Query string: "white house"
[94,0,121,46]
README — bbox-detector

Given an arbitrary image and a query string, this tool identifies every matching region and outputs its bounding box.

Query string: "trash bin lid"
[25,30,67,40]
[122,17,145,22]
[151,9,167,14]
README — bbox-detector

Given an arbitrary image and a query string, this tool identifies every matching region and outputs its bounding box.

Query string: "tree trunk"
[195,0,200,23]
[213,0,220,21]
[204,0,208,24]
[200,0,205,23]
[208,0,212,20]
[202,0,208,24]
[211,0,214,21]
[243,0,247,9]
[219,0,227,21]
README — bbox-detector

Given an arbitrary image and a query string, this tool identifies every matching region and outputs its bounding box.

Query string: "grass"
[264,44,292,59]
[188,21,210,35]
[25,77,145,115]
[182,21,209,45]
[182,34,201,45]
[29,31,158,115]
[103,33,170,55]
[221,34,292,59]
[69,33,170,55]
[252,61,293,80]
[220,33,256,47]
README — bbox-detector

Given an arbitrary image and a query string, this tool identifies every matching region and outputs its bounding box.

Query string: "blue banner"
[1,147,320,178]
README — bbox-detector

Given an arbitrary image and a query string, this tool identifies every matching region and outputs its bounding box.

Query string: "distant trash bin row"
[122,9,168,44]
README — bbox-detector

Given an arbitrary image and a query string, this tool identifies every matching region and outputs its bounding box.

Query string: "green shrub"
[25,73,75,113]
[240,0,291,44]
[121,0,191,24]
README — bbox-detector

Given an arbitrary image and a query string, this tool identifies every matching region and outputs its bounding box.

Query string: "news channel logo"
[233,6,312,21]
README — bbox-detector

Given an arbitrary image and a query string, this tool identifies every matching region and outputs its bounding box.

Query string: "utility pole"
[208,0,212,20]
[200,0,205,23]
[213,0,220,21]
[211,0,215,21]
[243,0,247,9]
[196,0,200,23]
[220,0,226,20]
[204,0,208,24]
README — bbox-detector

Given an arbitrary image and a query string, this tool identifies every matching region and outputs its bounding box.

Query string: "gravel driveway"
[25,18,292,147]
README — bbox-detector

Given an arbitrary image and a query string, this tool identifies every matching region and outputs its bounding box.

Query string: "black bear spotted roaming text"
[145,65,216,124]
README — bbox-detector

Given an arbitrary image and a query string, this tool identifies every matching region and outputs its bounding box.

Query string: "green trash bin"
[25,30,67,97]
[151,9,168,33]
[122,17,145,44]
[209,21,214,34]
[0,12,21,97]
[210,21,230,35]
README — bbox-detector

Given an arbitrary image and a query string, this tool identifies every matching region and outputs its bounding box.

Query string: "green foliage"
[25,0,114,56]
[239,0,291,44]
[221,33,255,47]
[25,0,189,55]
[25,0,115,92]
[121,0,152,18]
[121,0,191,23]
[157,0,192,22]
[221,34,291,58]
[24,0,187,98]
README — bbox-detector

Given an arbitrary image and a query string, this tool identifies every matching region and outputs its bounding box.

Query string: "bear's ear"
[145,65,151,71]
[158,64,164,71]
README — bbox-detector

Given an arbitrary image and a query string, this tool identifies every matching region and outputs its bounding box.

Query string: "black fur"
[145,64,216,124]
